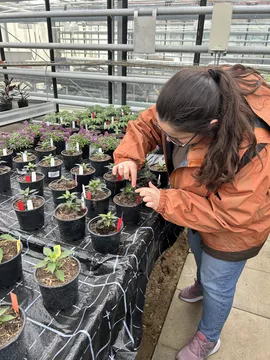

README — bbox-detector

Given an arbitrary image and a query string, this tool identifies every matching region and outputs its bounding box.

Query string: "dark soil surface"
[36,257,79,287]
[0,240,18,263]
[136,229,189,360]
[71,166,95,175]
[137,178,158,188]
[89,154,111,162]
[0,307,23,349]
[13,197,44,210]
[62,150,82,156]
[39,159,62,167]
[0,166,10,174]
[90,220,117,235]
[49,178,76,190]
[114,192,140,206]
[55,204,85,220]
[150,164,167,172]
[104,172,120,182]
[35,146,55,152]
[18,174,43,183]
[13,154,36,163]
[0,150,12,156]
[86,189,110,201]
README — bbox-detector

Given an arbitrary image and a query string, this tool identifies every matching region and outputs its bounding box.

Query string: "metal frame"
[121,0,128,105]
[107,0,113,104]
[193,0,207,66]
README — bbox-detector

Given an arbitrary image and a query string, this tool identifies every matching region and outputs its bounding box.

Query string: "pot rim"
[12,195,45,212]
[0,240,23,266]
[84,188,111,201]
[38,158,63,168]
[34,256,81,289]
[70,165,96,175]
[149,164,168,173]
[13,154,36,163]
[89,154,111,162]
[0,166,11,174]
[113,193,142,208]
[61,150,82,157]
[0,149,13,156]
[54,203,88,222]
[0,303,26,351]
[17,172,45,184]
[35,146,56,152]
[103,171,126,183]
[87,215,123,237]
[49,179,77,192]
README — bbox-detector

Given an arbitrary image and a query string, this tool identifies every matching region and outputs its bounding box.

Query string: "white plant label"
[82,184,86,198]
[98,147,102,153]
[72,121,75,128]
[48,171,59,178]
[75,173,77,185]
[81,195,85,210]
[46,121,50,126]
[65,142,69,150]
[111,116,114,125]
[26,199,34,211]
[104,121,107,129]
[50,138,53,147]
[76,142,80,152]
[79,165,83,175]
[85,124,88,131]
[2,148,7,156]
[31,172,37,182]
[60,116,63,124]
[158,174,161,185]
[22,152,27,162]
[50,157,55,167]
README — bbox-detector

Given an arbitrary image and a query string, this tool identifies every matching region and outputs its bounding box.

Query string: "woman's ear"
[209,119,219,128]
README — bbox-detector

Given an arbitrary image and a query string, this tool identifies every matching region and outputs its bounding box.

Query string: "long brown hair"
[156,64,264,192]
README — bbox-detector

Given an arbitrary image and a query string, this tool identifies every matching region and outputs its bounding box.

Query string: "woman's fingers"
[112,161,138,186]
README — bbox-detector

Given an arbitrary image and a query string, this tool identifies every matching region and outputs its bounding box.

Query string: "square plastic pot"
[113,195,141,225]
[13,196,45,232]
[38,159,63,184]
[84,189,111,218]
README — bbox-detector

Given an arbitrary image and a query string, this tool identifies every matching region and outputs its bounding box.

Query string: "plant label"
[117,217,123,231]
[10,292,19,314]
[81,195,86,210]
[79,165,83,175]
[104,121,107,129]
[72,121,75,128]
[60,116,63,124]
[82,184,86,198]
[157,174,161,185]
[117,173,122,181]
[65,142,69,150]
[17,201,24,211]
[136,195,141,205]
[85,124,88,131]
[17,240,20,253]
[76,142,80,152]
[27,199,34,210]
[48,170,60,178]
[2,148,7,156]
[50,157,55,167]
[75,173,77,185]
[50,138,54,147]
[31,172,37,182]
[86,191,91,200]
[98,148,102,153]
[91,112,95,118]
[22,152,27,162]
[111,116,114,125]
[25,175,31,183]
[46,121,50,126]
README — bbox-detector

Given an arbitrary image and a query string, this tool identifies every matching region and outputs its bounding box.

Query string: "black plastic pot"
[88,216,123,254]
[0,150,13,169]
[0,167,11,193]
[70,166,96,193]
[103,172,126,198]
[13,196,45,232]
[55,140,65,155]
[89,155,111,177]
[35,146,56,162]
[13,154,37,172]
[0,103,12,112]
[0,303,26,360]
[17,99,28,108]
[0,241,23,288]
[149,166,169,188]
[84,189,111,218]
[38,159,63,184]
[34,257,80,311]
[104,149,114,158]
[82,144,90,159]
[61,150,82,170]
[49,180,77,206]
[113,194,141,225]
[33,136,40,148]
[54,204,87,242]
[17,172,45,197]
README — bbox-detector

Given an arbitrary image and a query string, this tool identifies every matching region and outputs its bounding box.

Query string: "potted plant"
[44,113,58,124]
[54,191,87,242]
[49,176,77,206]
[9,130,34,154]
[103,163,126,198]
[40,127,69,155]
[23,122,43,148]
[89,150,111,177]
[15,84,29,108]
[118,113,138,133]
[35,139,56,162]
[57,111,79,132]
[113,184,141,225]
[13,151,36,172]
[0,234,22,288]
[0,303,26,359]
[17,162,45,196]
[137,168,159,188]
[12,187,45,232]
[38,154,63,184]
[0,78,15,112]
[70,163,95,193]
[93,134,121,158]
[68,131,90,160]
[61,146,82,171]
[34,245,80,311]
[88,211,123,254]
[149,159,169,188]
[0,162,11,194]
[84,179,111,218]
[0,149,13,169]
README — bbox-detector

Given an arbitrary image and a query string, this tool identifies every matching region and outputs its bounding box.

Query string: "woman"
[112,65,270,360]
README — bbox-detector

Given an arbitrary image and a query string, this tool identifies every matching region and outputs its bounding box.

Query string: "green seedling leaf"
[1,314,16,323]
[0,234,17,241]
[55,269,65,282]
[47,262,56,274]
[0,248,3,264]
[35,259,48,269]
[0,307,8,317]
[43,247,52,257]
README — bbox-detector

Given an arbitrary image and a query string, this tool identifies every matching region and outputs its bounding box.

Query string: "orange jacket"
[114,77,270,261]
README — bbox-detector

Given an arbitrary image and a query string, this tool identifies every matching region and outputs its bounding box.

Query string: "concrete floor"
[152,236,270,360]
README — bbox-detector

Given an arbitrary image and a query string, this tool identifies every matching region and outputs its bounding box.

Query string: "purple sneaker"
[179,280,203,303]
[176,331,221,360]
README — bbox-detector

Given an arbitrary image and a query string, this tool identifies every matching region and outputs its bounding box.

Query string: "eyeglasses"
[155,121,198,148]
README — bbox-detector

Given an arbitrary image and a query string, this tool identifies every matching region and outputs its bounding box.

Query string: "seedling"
[138,169,157,182]
[17,151,32,159]
[96,211,118,231]
[38,139,53,150]
[120,184,137,201]
[42,154,54,165]
[93,149,106,160]
[57,190,80,212]
[154,159,167,171]
[0,307,16,324]
[75,163,88,172]
[85,179,106,196]
[105,163,114,172]
[23,162,37,172]
[19,187,37,199]
[64,146,79,155]
[35,246,72,282]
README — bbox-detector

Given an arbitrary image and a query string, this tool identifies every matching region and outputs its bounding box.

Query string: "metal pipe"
[0,5,269,20]
[0,26,8,81]
[121,0,128,105]
[107,0,113,104]
[193,0,207,66]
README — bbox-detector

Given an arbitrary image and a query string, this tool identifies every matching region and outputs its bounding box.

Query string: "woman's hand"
[112,161,138,187]
[135,182,160,210]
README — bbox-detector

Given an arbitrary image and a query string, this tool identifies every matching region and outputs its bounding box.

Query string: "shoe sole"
[179,294,203,303]
[208,338,221,357]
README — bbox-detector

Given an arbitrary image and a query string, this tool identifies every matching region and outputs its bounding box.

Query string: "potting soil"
[0,167,183,360]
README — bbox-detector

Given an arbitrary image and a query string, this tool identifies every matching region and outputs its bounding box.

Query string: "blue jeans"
[188,229,246,342]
